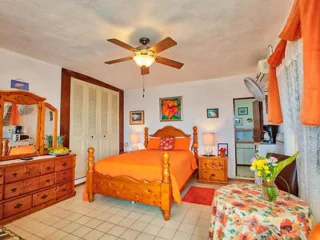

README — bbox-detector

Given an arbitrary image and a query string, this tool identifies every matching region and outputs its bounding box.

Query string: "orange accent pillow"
[160,136,175,150]
[147,138,160,150]
[174,137,191,151]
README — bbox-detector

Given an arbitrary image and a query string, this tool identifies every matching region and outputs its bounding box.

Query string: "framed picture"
[238,107,248,115]
[207,108,219,118]
[130,110,144,125]
[159,96,182,121]
[217,143,228,156]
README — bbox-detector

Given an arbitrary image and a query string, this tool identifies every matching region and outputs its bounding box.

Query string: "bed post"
[144,127,149,148]
[161,152,172,221]
[193,126,199,163]
[3,140,9,156]
[87,147,95,202]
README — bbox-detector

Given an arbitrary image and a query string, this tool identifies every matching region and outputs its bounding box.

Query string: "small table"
[208,184,314,240]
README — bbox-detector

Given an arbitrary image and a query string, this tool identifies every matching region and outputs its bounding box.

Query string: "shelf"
[235,128,254,132]
[236,141,254,144]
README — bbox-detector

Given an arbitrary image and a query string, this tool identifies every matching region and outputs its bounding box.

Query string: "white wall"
[124,74,254,178]
[0,48,61,134]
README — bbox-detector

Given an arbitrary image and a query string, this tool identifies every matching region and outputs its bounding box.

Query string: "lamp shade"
[130,132,140,144]
[133,54,155,67]
[203,133,215,145]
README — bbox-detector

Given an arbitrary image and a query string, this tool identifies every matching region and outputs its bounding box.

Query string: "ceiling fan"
[104,37,184,75]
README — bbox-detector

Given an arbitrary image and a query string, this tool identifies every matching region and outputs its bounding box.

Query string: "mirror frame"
[42,102,58,152]
[0,90,58,161]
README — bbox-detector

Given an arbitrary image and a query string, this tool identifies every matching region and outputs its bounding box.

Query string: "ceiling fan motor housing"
[139,37,150,46]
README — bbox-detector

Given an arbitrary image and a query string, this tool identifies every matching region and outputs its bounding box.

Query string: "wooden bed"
[86,126,199,221]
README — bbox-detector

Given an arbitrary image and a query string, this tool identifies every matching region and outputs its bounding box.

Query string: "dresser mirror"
[0,90,58,160]
[43,103,58,150]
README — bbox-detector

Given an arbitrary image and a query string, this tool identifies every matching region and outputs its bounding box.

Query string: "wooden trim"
[0,90,46,104]
[44,103,58,149]
[150,125,191,138]
[0,96,4,157]
[60,69,124,152]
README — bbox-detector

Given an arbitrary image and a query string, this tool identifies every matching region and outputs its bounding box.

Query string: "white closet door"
[70,78,87,179]
[99,88,109,159]
[108,91,119,156]
[87,84,99,161]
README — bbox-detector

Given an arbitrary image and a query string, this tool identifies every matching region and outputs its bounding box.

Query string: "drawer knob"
[62,162,67,167]
[11,188,17,192]
[46,179,51,183]
[62,188,67,192]
[46,166,51,170]
[211,173,216,177]
[41,194,48,199]
[14,203,22,209]
[12,173,18,177]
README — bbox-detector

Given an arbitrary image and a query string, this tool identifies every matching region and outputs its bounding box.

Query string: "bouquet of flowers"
[250,151,299,201]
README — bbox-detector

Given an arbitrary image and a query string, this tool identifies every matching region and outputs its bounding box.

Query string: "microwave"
[12,134,30,142]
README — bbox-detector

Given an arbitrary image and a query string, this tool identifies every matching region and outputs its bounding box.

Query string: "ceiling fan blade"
[149,37,177,53]
[104,57,132,64]
[107,38,136,52]
[156,56,184,69]
[141,67,150,75]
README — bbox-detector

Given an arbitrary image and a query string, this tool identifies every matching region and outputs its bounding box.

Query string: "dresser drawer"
[0,168,4,185]
[33,187,56,207]
[55,157,74,172]
[4,195,32,218]
[200,159,212,169]
[4,181,22,199]
[5,163,41,183]
[56,182,73,199]
[55,169,73,184]
[4,177,40,199]
[41,160,55,175]
[40,173,55,188]
[0,185,3,200]
[201,170,225,181]
[0,204,3,220]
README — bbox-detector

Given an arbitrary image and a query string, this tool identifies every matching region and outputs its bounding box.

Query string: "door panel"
[253,100,263,142]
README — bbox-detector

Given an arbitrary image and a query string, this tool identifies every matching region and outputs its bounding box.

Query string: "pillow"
[174,137,191,151]
[147,138,160,150]
[160,136,175,150]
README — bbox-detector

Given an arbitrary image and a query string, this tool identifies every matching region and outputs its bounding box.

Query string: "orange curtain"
[9,103,19,125]
[267,0,320,125]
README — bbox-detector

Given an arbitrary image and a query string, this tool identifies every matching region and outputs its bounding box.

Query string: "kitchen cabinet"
[236,143,255,166]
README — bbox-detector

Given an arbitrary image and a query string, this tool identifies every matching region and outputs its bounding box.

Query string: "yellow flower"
[257,171,262,177]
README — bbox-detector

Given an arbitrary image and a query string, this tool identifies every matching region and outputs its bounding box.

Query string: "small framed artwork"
[207,108,219,118]
[130,110,144,125]
[238,107,248,115]
[217,143,228,156]
[159,96,182,121]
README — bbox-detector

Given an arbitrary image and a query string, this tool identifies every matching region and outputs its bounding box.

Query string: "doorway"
[233,98,263,178]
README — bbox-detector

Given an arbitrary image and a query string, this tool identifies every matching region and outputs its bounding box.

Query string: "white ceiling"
[0,0,292,89]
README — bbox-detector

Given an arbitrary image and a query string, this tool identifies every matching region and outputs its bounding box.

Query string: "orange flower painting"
[159,96,182,121]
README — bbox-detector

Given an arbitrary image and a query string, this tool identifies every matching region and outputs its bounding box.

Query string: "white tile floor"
[5,179,222,240]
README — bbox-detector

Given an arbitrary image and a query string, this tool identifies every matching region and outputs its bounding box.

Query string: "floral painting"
[159,96,182,121]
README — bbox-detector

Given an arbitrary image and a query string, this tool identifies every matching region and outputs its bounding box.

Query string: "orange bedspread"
[84,150,198,204]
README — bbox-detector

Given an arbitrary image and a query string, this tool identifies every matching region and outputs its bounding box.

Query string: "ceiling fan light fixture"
[133,51,155,67]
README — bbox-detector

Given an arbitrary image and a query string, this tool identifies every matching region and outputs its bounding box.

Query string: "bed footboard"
[86,147,172,220]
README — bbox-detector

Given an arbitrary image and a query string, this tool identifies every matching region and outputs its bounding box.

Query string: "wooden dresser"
[0,154,76,224]
[198,155,228,184]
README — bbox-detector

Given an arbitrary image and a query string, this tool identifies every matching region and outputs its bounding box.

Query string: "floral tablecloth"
[208,184,314,240]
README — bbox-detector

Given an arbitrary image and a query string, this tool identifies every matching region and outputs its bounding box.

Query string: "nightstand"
[198,155,228,184]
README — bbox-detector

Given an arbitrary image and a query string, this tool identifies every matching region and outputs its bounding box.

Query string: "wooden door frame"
[60,68,124,153]
[233,97,263,177]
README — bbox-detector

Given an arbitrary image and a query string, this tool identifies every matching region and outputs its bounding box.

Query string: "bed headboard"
[144,126,198,161]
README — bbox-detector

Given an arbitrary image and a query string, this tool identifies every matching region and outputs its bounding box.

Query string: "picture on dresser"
[159,96,182,121]
[238,107,248,115]
[207,108,219,118]
[218,143,228,156]
[130,110,144,125]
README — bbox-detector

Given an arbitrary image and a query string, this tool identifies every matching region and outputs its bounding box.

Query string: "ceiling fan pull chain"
[142,75,145,98]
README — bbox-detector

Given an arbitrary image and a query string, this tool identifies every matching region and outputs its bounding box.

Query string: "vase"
[262,179,278,201]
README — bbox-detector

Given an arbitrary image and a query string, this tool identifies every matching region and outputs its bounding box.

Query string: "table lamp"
[130,132,140,151]
[203,133,215,156]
